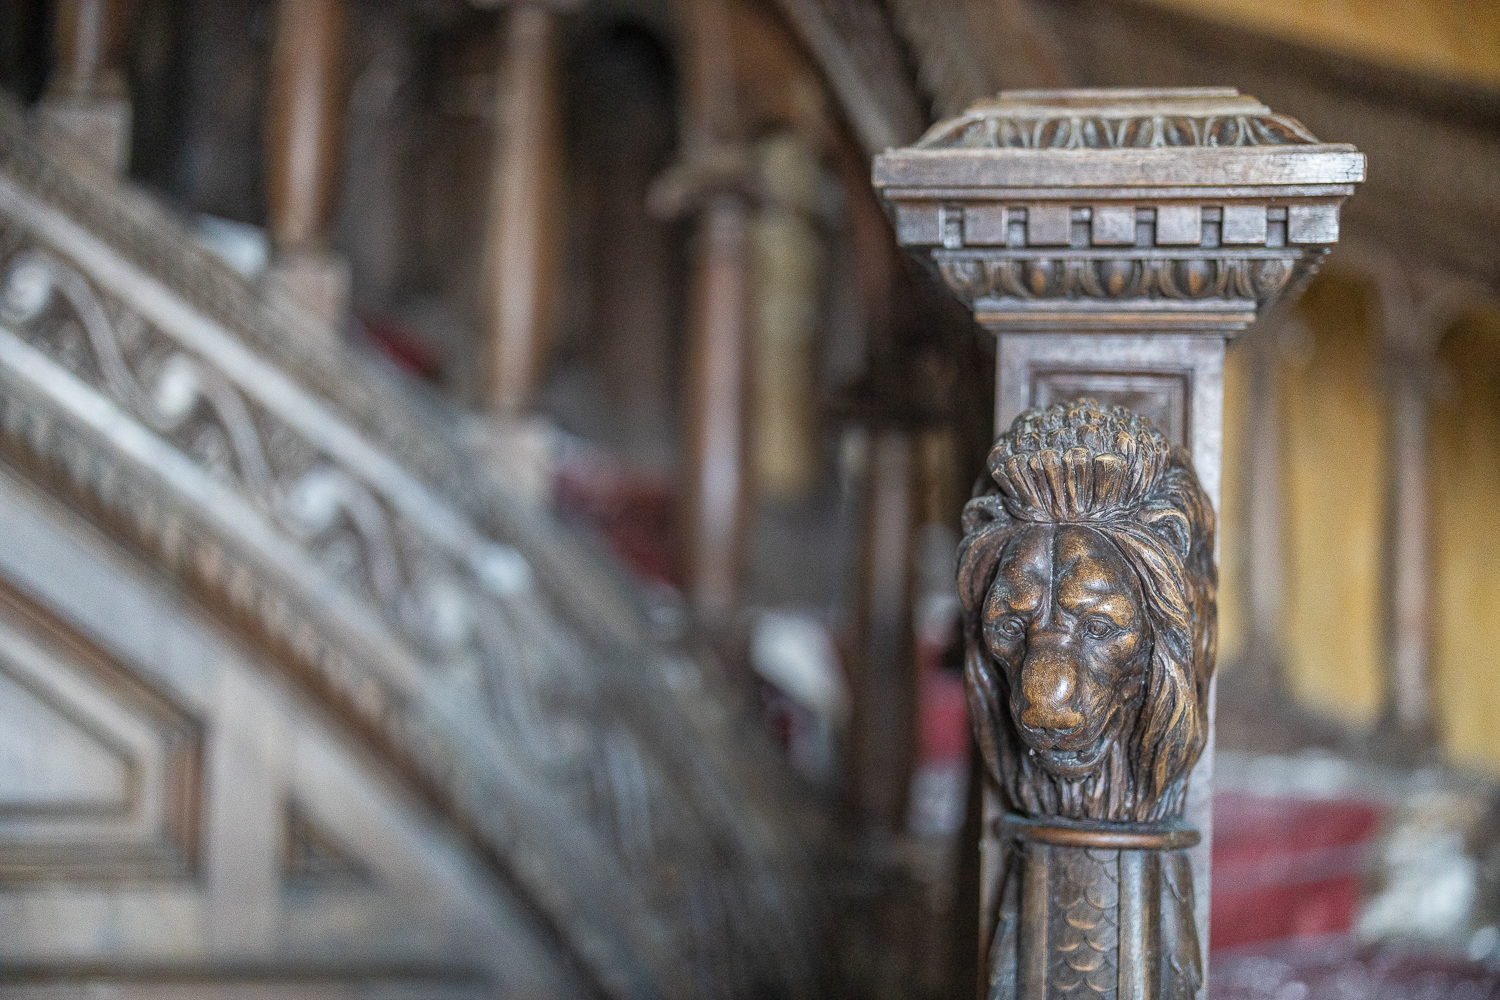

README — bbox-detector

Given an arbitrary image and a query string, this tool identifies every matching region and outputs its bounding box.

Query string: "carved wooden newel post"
[874,89,1363,999]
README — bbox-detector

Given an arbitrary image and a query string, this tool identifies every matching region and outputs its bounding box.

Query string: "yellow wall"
[1430,305,1500,773]
[1217,339,1247,670]
[1277,273,1387,724]
[1220,274,1500,773]
[1144,0,1500,91]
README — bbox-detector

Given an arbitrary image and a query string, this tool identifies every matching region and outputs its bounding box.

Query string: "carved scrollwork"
[0,246,503,657]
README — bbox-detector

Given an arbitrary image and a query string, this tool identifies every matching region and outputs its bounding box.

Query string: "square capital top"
[872,88,1365,196]
[872,89,1365,336]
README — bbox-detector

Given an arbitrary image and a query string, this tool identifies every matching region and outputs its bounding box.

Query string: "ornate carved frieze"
[0,110,824,998]
[933,239,1299,314]
[874,88,1364,335]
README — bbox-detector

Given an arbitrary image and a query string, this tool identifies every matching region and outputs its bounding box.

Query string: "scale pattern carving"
[1050,848,1118,998]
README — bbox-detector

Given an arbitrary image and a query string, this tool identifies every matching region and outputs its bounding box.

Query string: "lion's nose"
[1020,657,1086,733]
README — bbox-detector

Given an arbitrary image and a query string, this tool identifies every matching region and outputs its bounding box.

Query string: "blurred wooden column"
[1385,362,1431,736]
[481,2,564,417]
[849,424,919,831]
[263,0,350,326]
[681,190,753,629]
[37,0,134,174]
[662,0,752,632]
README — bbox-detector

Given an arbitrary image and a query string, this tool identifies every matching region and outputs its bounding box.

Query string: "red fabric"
[358,315,442,379]
[554,458,679,586]
[917,669,969,764]
[1210,793,1384,951]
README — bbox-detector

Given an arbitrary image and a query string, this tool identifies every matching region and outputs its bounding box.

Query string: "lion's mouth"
[1031,741,1108,778]
[1018,710,1116,777]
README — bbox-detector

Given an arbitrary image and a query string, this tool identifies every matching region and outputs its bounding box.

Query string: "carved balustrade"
[0,99,826,999]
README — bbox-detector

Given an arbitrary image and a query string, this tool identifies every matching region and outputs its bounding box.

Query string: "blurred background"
[1,0,1498,998]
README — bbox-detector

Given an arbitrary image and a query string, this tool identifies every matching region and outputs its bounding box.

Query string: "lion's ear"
[961,491,1009,535]
[1138,503,1192,561]
[963,641,1007,789]
[958,494,1012,615]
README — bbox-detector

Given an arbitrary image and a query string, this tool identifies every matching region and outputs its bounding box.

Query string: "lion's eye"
[993,617,1025,640]
[1083,618,1117,640]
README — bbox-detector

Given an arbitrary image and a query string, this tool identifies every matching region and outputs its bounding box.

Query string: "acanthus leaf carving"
[916,104,1322,151]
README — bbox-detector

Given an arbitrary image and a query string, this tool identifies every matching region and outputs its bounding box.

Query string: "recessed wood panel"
[0,582,201,881]
[0,671,132,816]
[1031,368,1191,447]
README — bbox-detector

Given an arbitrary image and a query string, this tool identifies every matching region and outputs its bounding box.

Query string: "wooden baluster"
[263,0,350,326]
[481,2,563,417]
[1386,360,1432,736]
[37,0,134,173]
[667,0,752,633]
[680,191,752,630]
[1370,266,1465,746]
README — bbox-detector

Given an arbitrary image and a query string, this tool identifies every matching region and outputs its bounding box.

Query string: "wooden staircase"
[0,100,829,1000]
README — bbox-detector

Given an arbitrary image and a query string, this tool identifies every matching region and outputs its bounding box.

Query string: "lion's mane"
[957,399,1217,823]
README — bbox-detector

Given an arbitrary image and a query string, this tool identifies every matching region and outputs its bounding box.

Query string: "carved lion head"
[957,399,1216,823]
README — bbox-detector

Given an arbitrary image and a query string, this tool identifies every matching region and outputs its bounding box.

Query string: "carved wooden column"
[36,0,134,174]
[263,0,349,326]
[481,1,564,417]
[875,89,1363,999]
